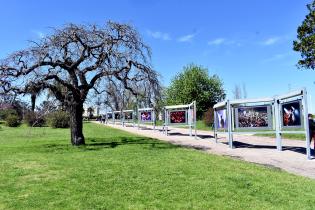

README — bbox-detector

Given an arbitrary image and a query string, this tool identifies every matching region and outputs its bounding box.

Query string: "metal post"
[137,107,140,130]
[302,88,311,160]
[188,105,192,137]
[164,109,168,136]
[194,101,197,138]
[274,99,282,151]
[214,108,217,143]
[227,100,233,148]
[122,112,125,127]
[153,110,156,131]
[121,111,123,126]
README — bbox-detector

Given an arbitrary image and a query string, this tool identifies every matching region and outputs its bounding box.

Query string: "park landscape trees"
[293,0,315,69]
[0,21,160,145]
[166,64,225,118]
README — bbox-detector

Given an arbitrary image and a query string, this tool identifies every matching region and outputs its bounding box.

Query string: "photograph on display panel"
[215,109,227,129]
[124,112,133,120]
[107,113,113,119]
[236,106,270,128]
[114,113,121,120]
[281,100,302,127]
[170,110,187,124]
[140,111,152,122]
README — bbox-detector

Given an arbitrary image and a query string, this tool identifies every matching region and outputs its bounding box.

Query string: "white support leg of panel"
[227,100,233,149]
[302,88,311,160]
[194,101,197,139]
[274,99,282,151]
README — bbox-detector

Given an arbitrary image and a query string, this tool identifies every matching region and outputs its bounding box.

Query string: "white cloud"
[262,37,280,46]
[31,30,45,39]
[208,38,225,45]
[262,52,291,63]
[177,33,195,42]
[147,30,171,41]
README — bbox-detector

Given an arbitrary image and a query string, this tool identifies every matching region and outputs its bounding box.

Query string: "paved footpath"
[95,121,315,179]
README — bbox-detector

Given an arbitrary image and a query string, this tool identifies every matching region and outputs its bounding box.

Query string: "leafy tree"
[293,1,315,69]
[166,64,225,117]
[0,21,160,145]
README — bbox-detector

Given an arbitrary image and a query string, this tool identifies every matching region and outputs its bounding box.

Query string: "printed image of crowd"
[216,109,227,129]
[170,111,186,124]
[282,101,301,126]
[140,111,152,121]
[237,106,269,128]
[124,112,133,120]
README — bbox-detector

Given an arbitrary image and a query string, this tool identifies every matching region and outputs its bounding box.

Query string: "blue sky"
[0,0,315,111]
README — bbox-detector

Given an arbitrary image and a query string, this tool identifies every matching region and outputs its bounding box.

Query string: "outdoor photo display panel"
[140,111,152,122]
[124,112,133,120]
[107,113,113,119]
[281,100,301,127]
[236,106,271,128]
[114,113,121,120]
[215,109,227,129]
[170,110,187,124]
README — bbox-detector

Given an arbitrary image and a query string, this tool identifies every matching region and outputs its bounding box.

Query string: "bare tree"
[242,83,247,99]
[233,84,242,99]
[100,75,161,112]
[0,21,160,145]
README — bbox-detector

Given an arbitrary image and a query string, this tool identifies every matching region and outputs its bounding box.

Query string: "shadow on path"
[167,132,214,139]
[231,141,315,156]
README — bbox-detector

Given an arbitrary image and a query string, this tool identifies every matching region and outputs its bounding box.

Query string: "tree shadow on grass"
[41,136,180,152]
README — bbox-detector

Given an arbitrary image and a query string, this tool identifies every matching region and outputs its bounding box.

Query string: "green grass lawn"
[254,133,306,140]
[1,122,315,209]
[166,120,213,131]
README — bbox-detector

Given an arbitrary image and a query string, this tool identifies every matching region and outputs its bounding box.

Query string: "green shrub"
[5,114,21,127]
[47,111,70,128]
[24,112,46,127]
[0,109,18,120]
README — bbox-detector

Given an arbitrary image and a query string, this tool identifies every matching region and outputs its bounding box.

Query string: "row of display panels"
[105,109,195,124]
[215,100,302,129]
[106,111,153,122]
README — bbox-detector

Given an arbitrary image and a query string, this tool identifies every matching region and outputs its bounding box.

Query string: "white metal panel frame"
[105,112,113,124]
[113,111,122,125]
[164,101,197,138]
[213,88,311,159]
[137,107,156,130]
[122,109,135,127]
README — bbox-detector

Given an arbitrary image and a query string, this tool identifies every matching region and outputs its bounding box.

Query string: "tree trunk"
[69,102,85,145]
[31,94,36,112]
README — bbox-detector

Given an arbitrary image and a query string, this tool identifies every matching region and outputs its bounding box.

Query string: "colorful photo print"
[124,112,133,120]
[282,101,301,127]
[170,111,187,124]
[237,106,269,128]
[107,113,113,119]
[140,111,152,121]
[215,109,227,129]
[114,113,121,120]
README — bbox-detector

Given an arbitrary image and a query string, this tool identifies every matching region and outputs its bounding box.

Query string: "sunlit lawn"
[0,122,315,209]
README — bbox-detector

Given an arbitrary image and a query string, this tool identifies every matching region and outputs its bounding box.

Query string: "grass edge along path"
[0,122,315,209]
